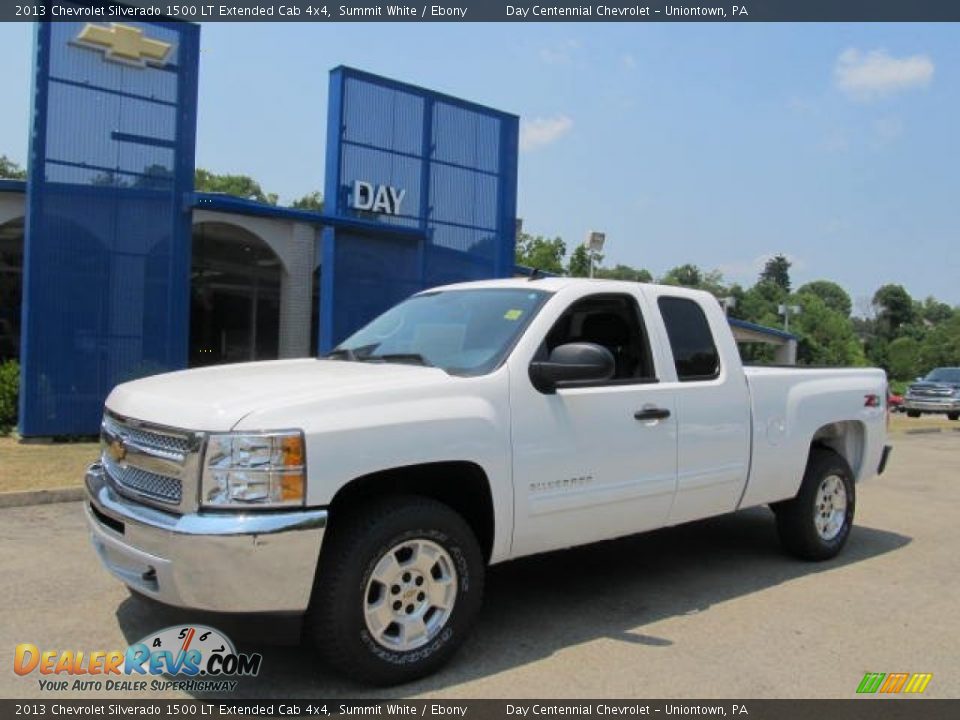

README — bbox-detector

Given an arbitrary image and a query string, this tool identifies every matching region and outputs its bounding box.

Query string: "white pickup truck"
[86,278,891,684]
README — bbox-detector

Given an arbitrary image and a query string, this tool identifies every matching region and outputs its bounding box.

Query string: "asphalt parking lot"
[2,433,957,700]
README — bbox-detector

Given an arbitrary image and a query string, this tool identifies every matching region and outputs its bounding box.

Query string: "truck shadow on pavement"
[114,507,910,698]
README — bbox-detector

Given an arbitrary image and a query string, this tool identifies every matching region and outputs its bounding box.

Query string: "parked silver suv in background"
[904,367,960,420]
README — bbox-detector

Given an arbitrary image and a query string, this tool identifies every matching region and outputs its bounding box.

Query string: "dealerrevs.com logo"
[14,625,262,693]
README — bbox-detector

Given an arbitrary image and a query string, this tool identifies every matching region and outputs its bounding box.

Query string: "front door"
[509,291,678,558]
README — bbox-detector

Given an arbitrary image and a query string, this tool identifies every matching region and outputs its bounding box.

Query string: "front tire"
[948,412,959,421]
[906,410,921,418]
[306,495,484,685]
[773,448,855,561]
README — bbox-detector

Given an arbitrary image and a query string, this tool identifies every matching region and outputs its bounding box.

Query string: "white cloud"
[520,116,573,152]
[834,48,934,101]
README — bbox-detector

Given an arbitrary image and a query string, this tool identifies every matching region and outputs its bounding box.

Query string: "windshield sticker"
[504,309,524,320]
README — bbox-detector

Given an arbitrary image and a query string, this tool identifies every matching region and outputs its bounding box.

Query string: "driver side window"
[538,293,657,383]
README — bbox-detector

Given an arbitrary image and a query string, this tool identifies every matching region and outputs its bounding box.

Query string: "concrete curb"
[0,487,85,509]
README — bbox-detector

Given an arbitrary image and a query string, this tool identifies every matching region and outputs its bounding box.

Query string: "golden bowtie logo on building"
[74,23,173,68]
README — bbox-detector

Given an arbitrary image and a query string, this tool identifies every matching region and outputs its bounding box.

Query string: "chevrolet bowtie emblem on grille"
[74,23,173,68]
[109,437,127,463]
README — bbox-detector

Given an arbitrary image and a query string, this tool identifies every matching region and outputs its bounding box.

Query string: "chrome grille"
[100,412,202,512]
[102,415,191,457]
[102,453,182,504]
[912,388,952,397]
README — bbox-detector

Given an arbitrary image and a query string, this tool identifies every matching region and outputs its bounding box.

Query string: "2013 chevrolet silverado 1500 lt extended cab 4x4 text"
[85,278,892,684]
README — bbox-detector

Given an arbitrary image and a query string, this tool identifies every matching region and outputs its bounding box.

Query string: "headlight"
[201,431,306,508]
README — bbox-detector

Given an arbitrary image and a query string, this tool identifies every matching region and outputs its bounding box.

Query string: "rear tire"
[948,413,959,421]
[773,448,855,561]
[906,410,921,418]
[305,495,484,686]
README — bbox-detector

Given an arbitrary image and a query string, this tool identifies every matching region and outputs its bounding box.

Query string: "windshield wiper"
[324,343,379,362]
[362,353,434,367]
[323,348,358,361]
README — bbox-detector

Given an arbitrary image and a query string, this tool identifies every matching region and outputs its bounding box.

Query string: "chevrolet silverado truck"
[85,278,891,684]
[903,367,960,420]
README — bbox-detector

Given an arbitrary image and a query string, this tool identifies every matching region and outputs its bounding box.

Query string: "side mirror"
[529,342,615,394]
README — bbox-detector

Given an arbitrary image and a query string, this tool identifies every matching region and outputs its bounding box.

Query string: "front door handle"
[634,406,671,421]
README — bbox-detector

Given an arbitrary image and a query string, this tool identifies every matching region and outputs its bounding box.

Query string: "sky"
[1,21,958,308]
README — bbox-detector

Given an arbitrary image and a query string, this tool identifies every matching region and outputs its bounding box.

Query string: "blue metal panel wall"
[20,19,199,436]
[320,67,519,352]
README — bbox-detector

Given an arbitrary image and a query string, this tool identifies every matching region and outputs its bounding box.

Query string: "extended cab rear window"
[658,296,721,381]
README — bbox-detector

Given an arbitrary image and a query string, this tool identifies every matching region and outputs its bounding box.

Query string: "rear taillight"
[864,391,889,429]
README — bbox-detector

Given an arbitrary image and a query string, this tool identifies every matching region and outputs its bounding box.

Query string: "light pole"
[778,303,802,332]
[585,231,606,278]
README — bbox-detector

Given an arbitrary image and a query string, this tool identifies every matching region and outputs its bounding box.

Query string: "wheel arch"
[327,461,496,563]
[810,420,865,479]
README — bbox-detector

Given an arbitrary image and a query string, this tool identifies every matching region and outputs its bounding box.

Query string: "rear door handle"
[634,406,671,421]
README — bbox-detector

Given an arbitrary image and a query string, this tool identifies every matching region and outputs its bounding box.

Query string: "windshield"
[331,288,551,375]
[925,368,960,384]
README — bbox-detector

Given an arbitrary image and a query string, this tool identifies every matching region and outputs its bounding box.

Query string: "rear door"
[645,291,751,525]
[508,289,678,558]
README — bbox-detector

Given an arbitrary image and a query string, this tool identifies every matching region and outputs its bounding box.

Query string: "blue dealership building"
[2,18,520,437]
[0,18,795,438]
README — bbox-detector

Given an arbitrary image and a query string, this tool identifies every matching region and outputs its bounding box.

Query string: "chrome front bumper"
[904,398,960,411]
[85,463,327,613]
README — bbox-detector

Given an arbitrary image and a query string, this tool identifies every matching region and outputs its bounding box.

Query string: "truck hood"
[105,359,451,431]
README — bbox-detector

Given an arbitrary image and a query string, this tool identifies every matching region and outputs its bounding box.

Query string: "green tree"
[594,264,653,283]
[0,360,18,434]
[872,284,915,339]
[887,336,921,380]
[515,233,566,275]
[567,245,592,278]
[862,334,889,373]
[791,293,867,366]
[291,191,323,212]
[661,263,702,287]
[0,155,26,180]
[735,280,784,327]
[194,168,278,205]
[918,314,960,370]
[759,254,792,293]
[724,283,747,318]
[797,280,852,318]
[698,269,729,298]
[920,296,954,325]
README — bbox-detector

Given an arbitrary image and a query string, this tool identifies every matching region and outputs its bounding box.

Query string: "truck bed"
[739,365,888,509]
